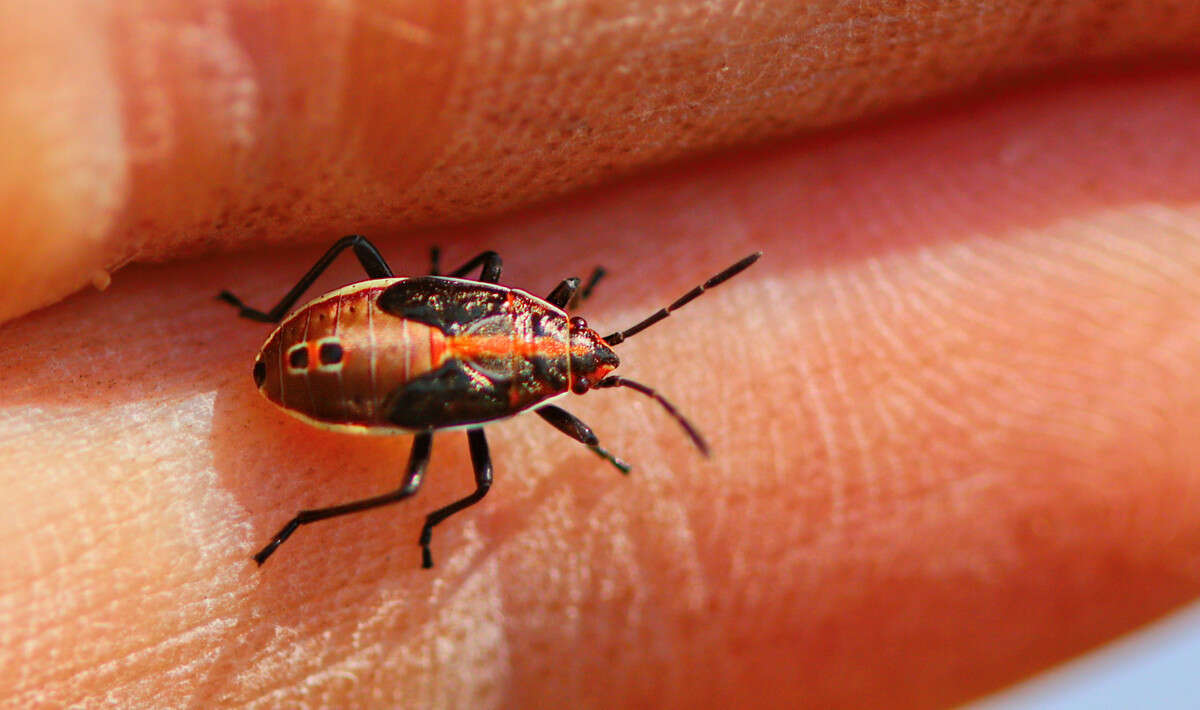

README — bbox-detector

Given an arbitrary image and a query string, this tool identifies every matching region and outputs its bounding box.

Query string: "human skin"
[2,1,1200,708]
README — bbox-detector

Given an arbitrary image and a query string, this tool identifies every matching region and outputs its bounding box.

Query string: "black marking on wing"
[385,359,512,429]
[377,277,509,335]
[529,311,569,390]
[528,354,566,390]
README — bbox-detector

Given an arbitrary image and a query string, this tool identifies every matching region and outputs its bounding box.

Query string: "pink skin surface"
[3,3,1200,708]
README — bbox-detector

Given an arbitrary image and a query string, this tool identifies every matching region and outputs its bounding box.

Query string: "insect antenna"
[594,376,710,456]
[603,252,761,346]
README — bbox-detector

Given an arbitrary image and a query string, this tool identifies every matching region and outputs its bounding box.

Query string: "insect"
[220,235,760,568]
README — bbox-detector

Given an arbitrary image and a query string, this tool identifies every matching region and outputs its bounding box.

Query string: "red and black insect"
[220,235,760,568]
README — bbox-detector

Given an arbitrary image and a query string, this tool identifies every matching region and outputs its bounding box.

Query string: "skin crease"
[2,2,1200,709]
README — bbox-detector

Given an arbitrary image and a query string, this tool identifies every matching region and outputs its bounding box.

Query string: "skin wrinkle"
[61,612,229,699]
[823,271,884,513]
[803,215,1194,566]
[800,277,847,532]
[845,266,909,486]
[10,466,216,696]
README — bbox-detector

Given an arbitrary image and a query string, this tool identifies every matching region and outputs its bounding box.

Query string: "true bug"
[220,235,760,568]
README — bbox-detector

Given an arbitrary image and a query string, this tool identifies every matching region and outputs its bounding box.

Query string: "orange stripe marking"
[447,335,567,359]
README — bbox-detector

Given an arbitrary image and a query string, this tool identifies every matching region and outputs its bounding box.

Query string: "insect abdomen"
[256,279,448,431]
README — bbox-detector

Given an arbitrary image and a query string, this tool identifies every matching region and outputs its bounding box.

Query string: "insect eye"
[570,316,587,330]
[288,346,309,369]
[572,377,590,394]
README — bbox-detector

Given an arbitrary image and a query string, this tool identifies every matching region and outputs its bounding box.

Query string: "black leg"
[567,267,606,310]
[219,235,395,323]
[536,404,597,444]
[536,405,632,474]
[253,432,433,566]
[419,428,493,568]
[428,246,441,276]
[545,277,581,309]
[547,268,606,310]
[447,251,503,283]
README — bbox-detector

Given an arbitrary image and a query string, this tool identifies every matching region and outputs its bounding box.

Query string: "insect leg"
[418,428,493,568]
[253,432,433,566]
[567,267,606,310]
[219,235,394,323]
[536,405,631,474]
[545,277,581,309]
[446,251,503,283]
[428,246,442,275]
[547,268,606,310]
